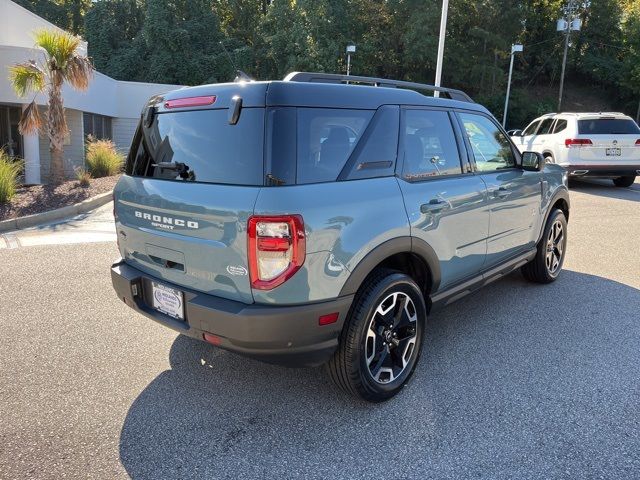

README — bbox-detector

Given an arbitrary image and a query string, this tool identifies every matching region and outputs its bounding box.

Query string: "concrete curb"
[0,192,112,233]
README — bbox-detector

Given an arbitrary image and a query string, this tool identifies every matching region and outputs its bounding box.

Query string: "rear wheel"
[326,270,426,402]
[613,175,636,188]
[522,209,567,284]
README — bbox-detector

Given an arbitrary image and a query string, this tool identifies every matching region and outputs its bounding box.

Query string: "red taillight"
[164,95,216,109]
[565,138,593,147]
[635,139,640,146]
[247,215,305,290]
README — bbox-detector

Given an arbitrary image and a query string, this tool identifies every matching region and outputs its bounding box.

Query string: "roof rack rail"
[283,71,474,103]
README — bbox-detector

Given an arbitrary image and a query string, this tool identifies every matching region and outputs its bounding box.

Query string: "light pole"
[503,44,523,128]
[557,0,583,111]
[346,44,356,76]
[434,0,449,97]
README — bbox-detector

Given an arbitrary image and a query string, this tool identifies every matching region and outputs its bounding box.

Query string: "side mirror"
[507,129,523,137]
[521,151,544,172]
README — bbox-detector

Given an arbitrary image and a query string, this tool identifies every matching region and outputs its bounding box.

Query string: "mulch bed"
[0,175,121,221]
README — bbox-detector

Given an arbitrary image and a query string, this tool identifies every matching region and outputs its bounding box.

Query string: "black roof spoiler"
[283,71,473,103]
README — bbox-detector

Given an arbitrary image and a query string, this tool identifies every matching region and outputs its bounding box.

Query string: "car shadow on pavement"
[119,270,640,480]
[570,178,640,201]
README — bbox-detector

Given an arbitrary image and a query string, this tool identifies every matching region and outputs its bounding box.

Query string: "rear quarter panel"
[540,163,569,237]
[252,177,410,304]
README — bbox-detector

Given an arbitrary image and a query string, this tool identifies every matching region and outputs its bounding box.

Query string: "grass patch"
[75,167,92,187]
[0,151,23,204]
[86,137,124,178]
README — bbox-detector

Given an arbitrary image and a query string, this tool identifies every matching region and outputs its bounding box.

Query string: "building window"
[0,105,23,158]
[83,112,113,140]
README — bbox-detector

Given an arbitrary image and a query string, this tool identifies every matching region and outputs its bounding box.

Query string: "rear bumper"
[111,260,353,367]
[564,164,640,178]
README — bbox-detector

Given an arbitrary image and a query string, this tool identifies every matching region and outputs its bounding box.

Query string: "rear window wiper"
[152,161,191,179]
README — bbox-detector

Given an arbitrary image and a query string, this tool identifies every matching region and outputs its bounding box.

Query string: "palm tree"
[9,29,93,184]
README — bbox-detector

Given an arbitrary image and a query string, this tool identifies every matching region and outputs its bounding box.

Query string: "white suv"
[509,112,640,187]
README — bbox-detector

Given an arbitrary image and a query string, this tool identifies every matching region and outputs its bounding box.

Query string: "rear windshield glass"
[578,118,640,135]
[128,108,264,186]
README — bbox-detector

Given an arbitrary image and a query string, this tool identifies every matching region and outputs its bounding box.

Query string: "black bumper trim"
[566,165,640,177]
[111,260,354,367]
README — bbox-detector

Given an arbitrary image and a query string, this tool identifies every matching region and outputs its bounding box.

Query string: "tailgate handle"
[149,255,185,272]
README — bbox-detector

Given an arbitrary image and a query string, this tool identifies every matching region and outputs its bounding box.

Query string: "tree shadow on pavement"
[119,270,640,480]
[570,178,640,202]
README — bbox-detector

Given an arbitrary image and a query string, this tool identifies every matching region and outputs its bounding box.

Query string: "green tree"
[15,0,91,35]
[85,0,146,81]
[141,0,225,85]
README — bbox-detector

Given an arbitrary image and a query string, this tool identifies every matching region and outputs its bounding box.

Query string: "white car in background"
[509,112,640,187]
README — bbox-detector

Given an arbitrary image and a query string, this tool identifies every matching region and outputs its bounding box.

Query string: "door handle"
[490,186,511,199]
[420,198,449,214]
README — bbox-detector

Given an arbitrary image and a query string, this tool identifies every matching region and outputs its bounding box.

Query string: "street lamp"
[503,44,523,128]
[346,44,356,76]
[557,0,584,111]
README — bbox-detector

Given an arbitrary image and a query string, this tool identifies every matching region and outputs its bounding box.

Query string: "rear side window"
[401,109,462,180]
[296,108,373,184]
[537,118,554,134]
[553,119,568,133]
[129,108,264,186]
[341,106,399,180]
[578,118,640,135]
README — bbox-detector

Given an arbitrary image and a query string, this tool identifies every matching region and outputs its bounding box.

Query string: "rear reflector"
[165,95,216,109]
[565,138,593,147]
[203,332,222,345]
[318,312,339,326]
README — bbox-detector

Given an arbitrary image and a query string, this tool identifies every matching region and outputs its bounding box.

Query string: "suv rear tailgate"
[114,176,259,304]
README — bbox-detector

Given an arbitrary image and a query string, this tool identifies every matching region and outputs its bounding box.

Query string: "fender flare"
[339,236,441,296]
[538,186,570,243]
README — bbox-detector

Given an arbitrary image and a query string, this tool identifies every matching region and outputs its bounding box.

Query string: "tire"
[544,155,554,164]
[613,175,636,188]
[521,209,567,284]
[326,269,426,402]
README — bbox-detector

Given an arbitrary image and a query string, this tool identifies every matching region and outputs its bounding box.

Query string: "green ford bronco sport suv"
[111,72,570,402]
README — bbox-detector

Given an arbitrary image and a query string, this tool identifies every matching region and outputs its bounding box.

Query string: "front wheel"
[521,209,567,284]
[613,175,636,188]
[326,270,426,402]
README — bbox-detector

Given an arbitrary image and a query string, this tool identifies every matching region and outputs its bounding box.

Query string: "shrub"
[85,138,124,178]
[75,167,92,187]
[0,151,22,204]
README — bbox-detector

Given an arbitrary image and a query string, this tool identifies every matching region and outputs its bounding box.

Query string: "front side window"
[459,112,516,172]
[522,120,540,136]
[296,108,372,184]
[401,109,463,180]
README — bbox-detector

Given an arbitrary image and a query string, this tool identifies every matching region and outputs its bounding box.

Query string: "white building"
[0,0,183,184]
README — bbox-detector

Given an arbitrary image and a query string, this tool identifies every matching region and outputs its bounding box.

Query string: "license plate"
[151,282,184,320]
[606,148,621,156]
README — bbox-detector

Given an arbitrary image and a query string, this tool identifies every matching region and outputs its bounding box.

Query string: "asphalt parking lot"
[1,179,639,479]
